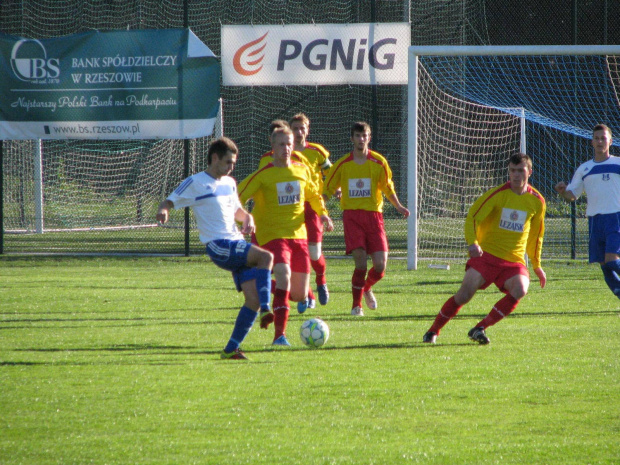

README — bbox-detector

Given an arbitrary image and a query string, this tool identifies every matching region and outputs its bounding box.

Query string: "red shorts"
[304,201,323,243]
[261,238,310,273]
[466,252,529,293]
[342,210,388,255]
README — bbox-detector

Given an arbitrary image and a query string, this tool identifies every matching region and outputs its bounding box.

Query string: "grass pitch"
[1,256,618,464]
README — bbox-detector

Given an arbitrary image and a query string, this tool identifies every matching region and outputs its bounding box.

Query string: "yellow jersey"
[238,161,327,246]
[323,150,396,212]
[464,182,546,268]
[299,142,331,191]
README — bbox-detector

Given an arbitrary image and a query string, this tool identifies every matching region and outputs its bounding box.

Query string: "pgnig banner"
[0,29,220,140]
[221,23,410,86]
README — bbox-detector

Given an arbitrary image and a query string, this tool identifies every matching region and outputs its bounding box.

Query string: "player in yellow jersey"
[323,121,410,316]
[256,121,316,315]
[238,127,334,346]
[290,113,333,308]
[423,153,547,345]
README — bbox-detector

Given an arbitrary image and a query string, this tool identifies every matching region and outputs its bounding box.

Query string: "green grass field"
[1,256,618,464]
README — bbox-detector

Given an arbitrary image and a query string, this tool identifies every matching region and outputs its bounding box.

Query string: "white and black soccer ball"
[299,318,329,348]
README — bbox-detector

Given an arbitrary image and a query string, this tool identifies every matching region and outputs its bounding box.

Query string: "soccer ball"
[299,318,329,348]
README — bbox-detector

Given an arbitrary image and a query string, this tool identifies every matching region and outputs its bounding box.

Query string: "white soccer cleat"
[351,306,364,316]
[363,289,377,310]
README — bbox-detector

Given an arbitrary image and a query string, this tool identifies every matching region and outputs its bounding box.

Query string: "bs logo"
[11,39,60,82]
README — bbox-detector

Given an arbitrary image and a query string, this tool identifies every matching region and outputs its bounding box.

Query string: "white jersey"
[566,155,620,216]
[167,172,244,244]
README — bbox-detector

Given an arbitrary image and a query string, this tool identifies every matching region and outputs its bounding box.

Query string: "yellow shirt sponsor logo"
[348,178,371,198]
[499,208,526,232]
[277,181,301,205]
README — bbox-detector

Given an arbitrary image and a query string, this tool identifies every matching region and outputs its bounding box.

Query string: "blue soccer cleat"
[272,335,292,346]
[297,298,309,314]
[317,284,330,305]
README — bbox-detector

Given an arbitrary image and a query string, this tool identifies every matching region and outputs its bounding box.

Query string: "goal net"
[408,45,620,270]
[0,0,492,255]
[3,107,223,253]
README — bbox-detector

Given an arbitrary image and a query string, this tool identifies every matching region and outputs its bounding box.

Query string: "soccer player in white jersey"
[156,137,274,360]
[555,124,620,299]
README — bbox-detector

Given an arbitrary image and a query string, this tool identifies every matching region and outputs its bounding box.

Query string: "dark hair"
[207,137,238,165]
[593,124,612,138]
[508,152,532,170]
[269,119,289,137]
[350,121,371,137]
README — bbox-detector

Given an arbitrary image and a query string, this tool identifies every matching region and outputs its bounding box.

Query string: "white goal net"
[408,45,620,270]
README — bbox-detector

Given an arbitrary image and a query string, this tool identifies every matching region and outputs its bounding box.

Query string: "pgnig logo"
[233,32,398,76]
[11,39,60,83]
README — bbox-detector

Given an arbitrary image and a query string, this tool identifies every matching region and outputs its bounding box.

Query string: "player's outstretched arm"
[534,267,546,288]
[156,200,174,224]
[554,182,576,202]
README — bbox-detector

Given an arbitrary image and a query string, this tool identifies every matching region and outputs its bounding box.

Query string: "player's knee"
[374,265,386,275]
[510,286,527,300]
[272,264,291,282]
[243,295,260,311]
[258,250,274,268]
[455,290,474,305]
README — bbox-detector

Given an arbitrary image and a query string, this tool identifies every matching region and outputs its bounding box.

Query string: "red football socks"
[311,255,327,286]
[429,296,463,334]
[352,268,367,308]
[363,267,385,292]
[477,294,519,329]
[273,288,290,339]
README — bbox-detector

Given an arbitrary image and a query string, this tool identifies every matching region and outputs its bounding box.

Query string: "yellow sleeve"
[378,158,396,199]
[526,200,545,269]
[464,187,496,246]
[309,142,331,170]
[323,156,344,197]
[238,170,260,205]
[304,164,328,216]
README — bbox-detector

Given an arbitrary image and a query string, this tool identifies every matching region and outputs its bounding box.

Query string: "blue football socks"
[601,260,620,299]
[255,268,272,311]
[224,305,257,353]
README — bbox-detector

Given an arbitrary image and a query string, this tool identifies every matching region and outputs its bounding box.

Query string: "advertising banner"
[0,29,220,140]
[222,23,410,86]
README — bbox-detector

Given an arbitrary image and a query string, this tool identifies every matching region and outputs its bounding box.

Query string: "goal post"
[407,45,620,270]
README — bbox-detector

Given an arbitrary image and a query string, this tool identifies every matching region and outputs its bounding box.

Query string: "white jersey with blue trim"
[167,171,244,244]
[566,155,620,216]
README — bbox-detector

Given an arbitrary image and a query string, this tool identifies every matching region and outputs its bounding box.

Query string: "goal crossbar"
[407,45,620,270]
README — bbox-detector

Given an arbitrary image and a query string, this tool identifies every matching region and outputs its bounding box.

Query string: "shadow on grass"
[0,318,237,331]
[13,343,197,352]
[319,309,620,323]
[0,360,188,367]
